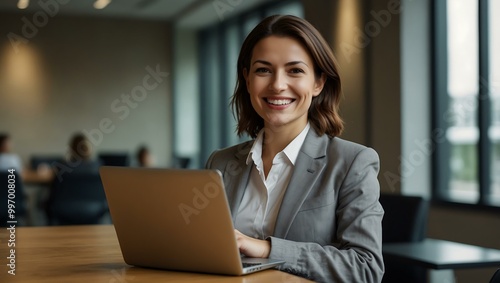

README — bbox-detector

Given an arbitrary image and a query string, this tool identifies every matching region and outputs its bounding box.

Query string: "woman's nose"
[269,71,287,93]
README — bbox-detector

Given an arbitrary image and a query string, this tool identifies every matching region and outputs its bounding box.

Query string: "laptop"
[99,166,285,275]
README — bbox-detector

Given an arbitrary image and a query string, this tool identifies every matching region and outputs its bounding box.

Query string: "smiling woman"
[243,36,326,144]
[234,16,343,141]
[206,15,384,283]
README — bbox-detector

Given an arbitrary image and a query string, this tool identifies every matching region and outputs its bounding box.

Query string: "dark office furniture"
[48,173,108,225]
[98,152,130,167]
[380,193,429,283]
[383,239,500,270]
[172,156,191,168]
[490,269,500,283]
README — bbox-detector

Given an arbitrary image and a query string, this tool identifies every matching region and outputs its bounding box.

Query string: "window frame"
[432,0,498,210]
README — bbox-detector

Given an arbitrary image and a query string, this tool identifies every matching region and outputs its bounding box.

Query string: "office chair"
[380,193,430,283]
[48,173,108,225]
[0,172,26,226]
[490,268,500,283]
[98,152,130,167]
[173,156,191,168]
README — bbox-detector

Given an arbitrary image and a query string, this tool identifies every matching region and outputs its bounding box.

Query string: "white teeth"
[267,99,293,105]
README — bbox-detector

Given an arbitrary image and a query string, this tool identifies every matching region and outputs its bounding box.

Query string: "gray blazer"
[206,129,384,283]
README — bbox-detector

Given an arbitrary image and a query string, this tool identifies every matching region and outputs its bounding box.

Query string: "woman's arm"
[237,148,384,283]
[269,148,384,282]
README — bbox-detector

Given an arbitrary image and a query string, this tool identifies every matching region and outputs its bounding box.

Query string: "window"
[197,0,303,165]
[433,0,500,207]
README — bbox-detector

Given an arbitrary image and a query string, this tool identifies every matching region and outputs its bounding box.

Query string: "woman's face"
[244,35,325,134]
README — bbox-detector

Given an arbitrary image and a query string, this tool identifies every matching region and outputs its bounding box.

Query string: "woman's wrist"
[261,238,271,258]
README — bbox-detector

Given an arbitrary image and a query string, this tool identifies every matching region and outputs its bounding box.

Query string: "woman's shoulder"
[206,140,253,169]
[329,136,368,150]
[327,136,379,161]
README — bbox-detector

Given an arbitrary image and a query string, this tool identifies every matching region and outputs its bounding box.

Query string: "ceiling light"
[17,0,29,9]
[94,0,111,10]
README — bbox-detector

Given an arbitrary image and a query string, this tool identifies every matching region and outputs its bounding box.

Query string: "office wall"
[304,0,368,147]
[0,14,172,167]
[303,0,400,192]
[367,0,401,193]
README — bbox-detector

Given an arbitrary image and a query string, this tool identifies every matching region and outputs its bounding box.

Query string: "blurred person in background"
[0,133,23,174]
[62,132,101,174]
[44,133,102,223]
[0,133,51,182]
[48,132,102,182]
[136,145,154,167]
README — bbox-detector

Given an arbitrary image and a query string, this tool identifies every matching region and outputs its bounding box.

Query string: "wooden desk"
[0,225,312,283]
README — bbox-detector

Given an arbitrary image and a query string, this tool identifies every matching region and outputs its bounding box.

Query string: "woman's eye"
[289,68,304,74]
[255,68,270,73]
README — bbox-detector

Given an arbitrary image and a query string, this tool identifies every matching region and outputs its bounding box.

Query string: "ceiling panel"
[0,0,200,21]
[0,0,281,28]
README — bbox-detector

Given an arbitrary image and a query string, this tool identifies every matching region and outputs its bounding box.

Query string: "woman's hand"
[234,229,271,258]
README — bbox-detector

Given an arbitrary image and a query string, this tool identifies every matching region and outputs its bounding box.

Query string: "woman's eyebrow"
[252,60,309,67]
[285,61,309,67]
[252,60,272,66]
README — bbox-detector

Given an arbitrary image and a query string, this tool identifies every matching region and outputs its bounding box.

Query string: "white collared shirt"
[234,123,311,239]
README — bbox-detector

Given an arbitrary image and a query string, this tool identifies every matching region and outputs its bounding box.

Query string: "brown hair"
[136,145,150,166]
[0,133,10,153]
[69,133,92,162]
[232,15,344,138]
